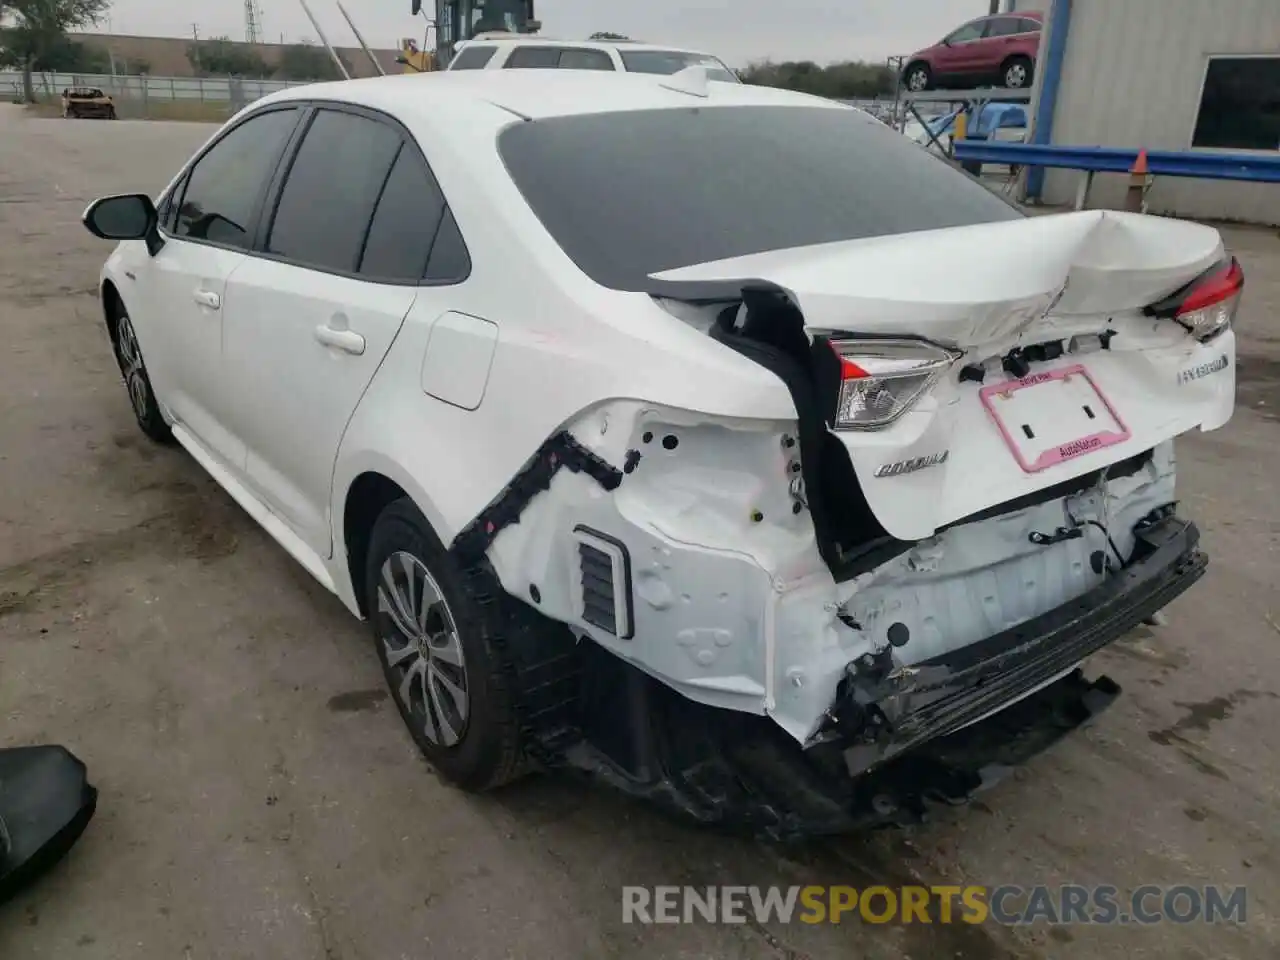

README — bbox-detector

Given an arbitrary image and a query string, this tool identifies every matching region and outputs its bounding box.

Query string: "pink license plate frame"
[979,364,1131,474]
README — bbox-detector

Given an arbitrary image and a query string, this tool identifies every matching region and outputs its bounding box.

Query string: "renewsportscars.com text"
[622,884,1248,926]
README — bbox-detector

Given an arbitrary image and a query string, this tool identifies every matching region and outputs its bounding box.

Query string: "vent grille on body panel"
[572,526,634,640]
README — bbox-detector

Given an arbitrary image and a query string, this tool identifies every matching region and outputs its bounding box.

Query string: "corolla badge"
[874,450,949,478]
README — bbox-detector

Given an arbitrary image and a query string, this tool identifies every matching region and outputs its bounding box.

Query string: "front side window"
[267,109,402,273]
[1192,56,1280,151]
[619,50,739,83]
[499,105,1021,292]
[451,44,497,70]
[945,21,987,44]
[173,107,299,249]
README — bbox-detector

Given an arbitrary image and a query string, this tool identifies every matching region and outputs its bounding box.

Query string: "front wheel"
[365,499,527,791]
[903,63,932,92]
[111,308,172,443]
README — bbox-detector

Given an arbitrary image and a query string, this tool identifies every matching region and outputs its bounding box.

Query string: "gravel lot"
[0,105,1277,960]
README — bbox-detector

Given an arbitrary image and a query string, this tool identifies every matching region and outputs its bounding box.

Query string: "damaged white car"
[83,69,1239,838]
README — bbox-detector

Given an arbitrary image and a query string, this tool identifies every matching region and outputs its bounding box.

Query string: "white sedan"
[83,68,1240,837]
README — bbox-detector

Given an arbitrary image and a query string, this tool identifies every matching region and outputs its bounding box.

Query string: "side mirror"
[526,19,542,31]
[83,194,156,241]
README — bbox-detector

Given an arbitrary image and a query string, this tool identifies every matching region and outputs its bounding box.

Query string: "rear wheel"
[903,63,932,92]
[1002,56,1033,89]
[111,307,172,443]
[365,499,526,791]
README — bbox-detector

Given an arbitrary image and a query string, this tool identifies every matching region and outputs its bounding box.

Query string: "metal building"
[1012,0,1280,223]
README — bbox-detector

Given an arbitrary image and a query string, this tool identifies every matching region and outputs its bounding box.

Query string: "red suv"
[902,11,1043,92]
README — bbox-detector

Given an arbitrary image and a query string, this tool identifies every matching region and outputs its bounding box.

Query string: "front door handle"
[192,289,221,310]
[314,324,366,356]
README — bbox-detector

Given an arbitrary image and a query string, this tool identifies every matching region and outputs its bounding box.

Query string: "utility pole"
[191,23,201,72]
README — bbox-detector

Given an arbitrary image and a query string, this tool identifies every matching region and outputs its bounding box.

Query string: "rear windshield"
[499,105,1022,291]
[620,50,739,83]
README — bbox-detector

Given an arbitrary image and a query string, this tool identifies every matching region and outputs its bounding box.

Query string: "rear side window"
[267,109,402,273]
[451,44,497,69]
[359,146,447,283]
[499,105,1021,292]
[986,17,1024,37]
[173,108,299,249]
[558,49,615,71]
[505,46,563,69]
[424,210,471,284]
[1019,17,1043,33]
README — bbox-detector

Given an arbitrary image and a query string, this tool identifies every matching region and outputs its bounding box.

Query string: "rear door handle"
[192,289,221,310]
[314,325,366,356]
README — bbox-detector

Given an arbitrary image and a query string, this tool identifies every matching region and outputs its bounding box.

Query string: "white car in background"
[447,36,739,82]
[82,70,1238,838]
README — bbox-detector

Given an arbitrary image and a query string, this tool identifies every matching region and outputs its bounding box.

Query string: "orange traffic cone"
[1126,149,1151,212]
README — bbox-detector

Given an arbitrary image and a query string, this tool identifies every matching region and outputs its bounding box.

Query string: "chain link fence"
[1,70,311,121]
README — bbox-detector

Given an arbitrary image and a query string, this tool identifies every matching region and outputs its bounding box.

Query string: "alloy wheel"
[1006,63,1029,88]
[907,69,928,91]
[114,314,151,423]
[376,551,470,747]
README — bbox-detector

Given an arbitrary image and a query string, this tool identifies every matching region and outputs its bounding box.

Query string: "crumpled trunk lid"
[653,210,1237,540]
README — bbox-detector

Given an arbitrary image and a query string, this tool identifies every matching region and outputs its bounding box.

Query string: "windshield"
[499,105,1022,292]
[619,50,739,83]
[464,0,528,36]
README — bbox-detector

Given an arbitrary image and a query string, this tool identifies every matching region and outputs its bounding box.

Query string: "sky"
[93,0,997,67]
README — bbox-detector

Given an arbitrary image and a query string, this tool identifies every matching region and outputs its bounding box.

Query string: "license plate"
[979,364,1130,473]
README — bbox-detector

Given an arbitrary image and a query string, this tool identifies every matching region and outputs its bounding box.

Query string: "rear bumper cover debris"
[544,514,1203,840]
[830,514,1205,777]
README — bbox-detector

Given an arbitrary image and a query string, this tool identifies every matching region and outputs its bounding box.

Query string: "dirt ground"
[0,105,1277,960]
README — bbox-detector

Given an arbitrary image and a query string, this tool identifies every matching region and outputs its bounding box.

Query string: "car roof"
[256,69,847,125]
[457,36,724,57]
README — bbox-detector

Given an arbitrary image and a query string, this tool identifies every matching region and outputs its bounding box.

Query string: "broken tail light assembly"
[1145,256,1244,344]
[830,339,960,430]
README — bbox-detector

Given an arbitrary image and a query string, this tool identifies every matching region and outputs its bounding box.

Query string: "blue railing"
[952,142,1280,184]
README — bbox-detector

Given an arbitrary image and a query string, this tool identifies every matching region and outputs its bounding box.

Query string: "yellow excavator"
[296,0,539,78]
[400,0,542,73]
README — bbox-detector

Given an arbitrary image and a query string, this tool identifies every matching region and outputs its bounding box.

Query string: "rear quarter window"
[498,105,1022,292]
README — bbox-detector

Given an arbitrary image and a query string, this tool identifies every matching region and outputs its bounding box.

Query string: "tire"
[1002,56,1033,89]
[365,498,526,792]
[110,307,173,444]
[903,62,932,92]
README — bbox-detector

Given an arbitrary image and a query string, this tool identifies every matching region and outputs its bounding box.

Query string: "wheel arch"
[335,456,455,618]
[902,60,931,84]
[101,278,125,347]
[1000,53,1034,79]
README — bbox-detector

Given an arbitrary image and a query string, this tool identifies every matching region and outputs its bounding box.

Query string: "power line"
[244,0,264,44]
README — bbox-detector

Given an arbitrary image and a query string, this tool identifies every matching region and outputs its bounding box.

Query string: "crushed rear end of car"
[480,101,1237,837]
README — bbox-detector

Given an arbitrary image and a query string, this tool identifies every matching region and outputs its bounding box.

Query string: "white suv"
[448,36,740,82]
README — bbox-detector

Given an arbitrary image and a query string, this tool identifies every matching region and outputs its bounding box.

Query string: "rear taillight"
[1147,256,1243,344]
[830,339,958,430]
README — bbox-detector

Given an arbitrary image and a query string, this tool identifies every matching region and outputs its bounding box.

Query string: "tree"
[739,59,896,100]
[0,0,111,101]
[277,41,347,81]
[186,36,268,78]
